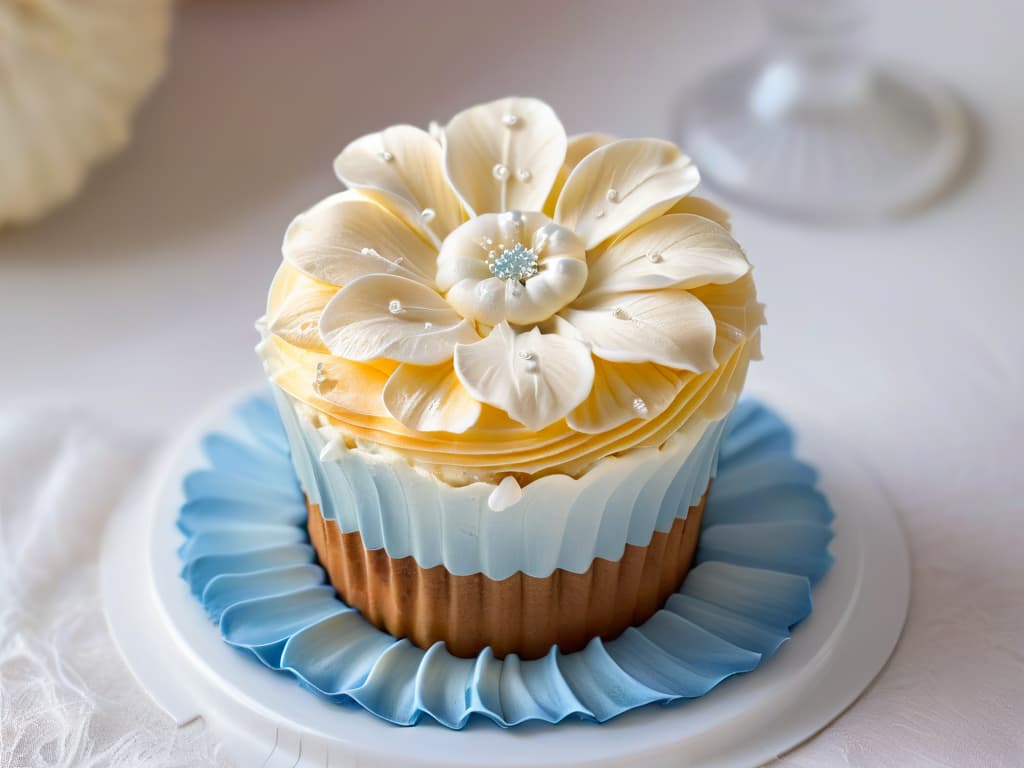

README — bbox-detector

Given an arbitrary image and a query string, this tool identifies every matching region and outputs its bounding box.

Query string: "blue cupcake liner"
[177,395,833,729]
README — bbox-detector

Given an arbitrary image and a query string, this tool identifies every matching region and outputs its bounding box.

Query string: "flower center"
[488,242,538,282]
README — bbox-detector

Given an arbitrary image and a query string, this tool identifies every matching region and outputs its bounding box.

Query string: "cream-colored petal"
[382,362,482,434]
[554,139,700,248]
[665,195,732,230]
[334,124,464,244]
[267,268,337,352]
[454,323,594,432]
[319,274,479,364]
[543,132,617,214]
[436,211,587,326]
[444,257,588,327]
[558,290,716,371]
[443,97,567,215]
[581,213,750,300]
[565,132,618,170]
[567,358,684,434]
[283,190,438,287]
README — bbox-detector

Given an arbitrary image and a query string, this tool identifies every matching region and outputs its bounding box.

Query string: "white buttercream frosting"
[272,385,726,578]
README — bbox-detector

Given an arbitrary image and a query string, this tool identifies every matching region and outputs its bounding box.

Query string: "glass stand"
[678,0,969,223]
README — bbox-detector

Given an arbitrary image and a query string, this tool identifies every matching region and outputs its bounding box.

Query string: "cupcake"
[257,97,763,660]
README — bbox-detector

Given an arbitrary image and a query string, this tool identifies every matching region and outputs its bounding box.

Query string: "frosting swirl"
[258,97,763,484]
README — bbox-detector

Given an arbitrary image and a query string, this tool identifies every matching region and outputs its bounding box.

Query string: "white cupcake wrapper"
[271,386,727,580]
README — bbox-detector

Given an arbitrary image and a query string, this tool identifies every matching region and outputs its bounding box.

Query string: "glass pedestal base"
[678,60,969,223]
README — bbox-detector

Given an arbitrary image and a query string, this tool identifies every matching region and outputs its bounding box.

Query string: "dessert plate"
[102,385,910,767]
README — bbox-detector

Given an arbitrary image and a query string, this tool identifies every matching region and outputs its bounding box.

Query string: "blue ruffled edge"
[177,395,833,729]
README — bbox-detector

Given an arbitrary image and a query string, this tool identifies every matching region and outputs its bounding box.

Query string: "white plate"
[101,386,910,768]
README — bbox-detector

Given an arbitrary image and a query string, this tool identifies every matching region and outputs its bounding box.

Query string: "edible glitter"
[488,242,538,282]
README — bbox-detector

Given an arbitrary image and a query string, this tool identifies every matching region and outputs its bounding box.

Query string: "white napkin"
[0,404,223,768]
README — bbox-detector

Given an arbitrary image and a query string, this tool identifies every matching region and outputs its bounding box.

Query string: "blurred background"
[0,1,1021,766]
[1,0,1017,436]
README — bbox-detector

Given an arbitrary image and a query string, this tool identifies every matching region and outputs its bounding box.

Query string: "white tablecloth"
[1,1,1021,765]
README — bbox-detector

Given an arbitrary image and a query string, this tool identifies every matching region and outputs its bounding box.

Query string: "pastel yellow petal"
[382,362,482,434]
[690,273,765,360]
[319,274,479,364]
[314,355,391,416]
[568,358,684,434]
[444,97,567,215]
[454,323,593,432]
[334,124,464,244]
[543,132,617,214]
[260,334,389,417]
[266,263,336,352]
[554,139,700,248]
[558,290,716,371]
[665,196,732,230]
[581,214,750,300]
[283,190,437,287]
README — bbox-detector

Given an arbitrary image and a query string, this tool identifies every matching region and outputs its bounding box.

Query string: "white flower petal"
[581,213,750,300]
[558,290,716,371]
[665,195,732,230]
[319,274,479,364]
[382,362,481,433]
[554,139,700,248]
[444,97,567,215]
[567,358,684,434]
[565,132,618,170]
[283,191,438,287]
[437,211,587,326]
[454,323,594,432]
[267,265,337,352]
[544,132,618,213]
[334,124,464,244]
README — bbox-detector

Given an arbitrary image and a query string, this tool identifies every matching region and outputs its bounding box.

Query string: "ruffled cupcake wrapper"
[177,394,834,729]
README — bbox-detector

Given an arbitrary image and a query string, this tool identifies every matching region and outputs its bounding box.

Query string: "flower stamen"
[487,242,539,282]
